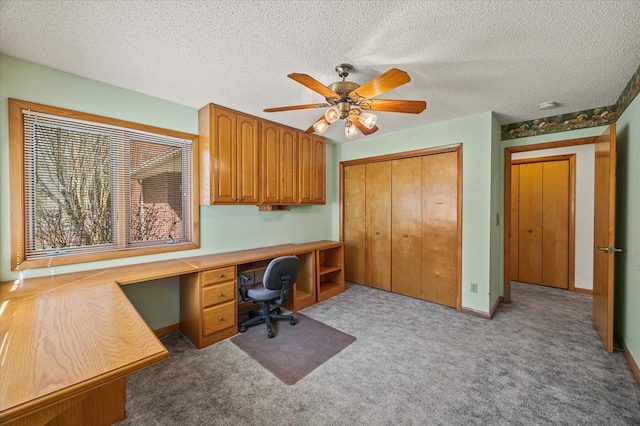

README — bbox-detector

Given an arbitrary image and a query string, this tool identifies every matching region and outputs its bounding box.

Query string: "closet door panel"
[542,160,569,288]
[365,161,392,291]
[518,162,543,284]
[344,165,366,284]
[510,165,520,281]
[421,152,458,307]
[391,157,422,298]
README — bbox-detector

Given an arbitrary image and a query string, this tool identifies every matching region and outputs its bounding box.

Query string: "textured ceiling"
[1,1,639,143]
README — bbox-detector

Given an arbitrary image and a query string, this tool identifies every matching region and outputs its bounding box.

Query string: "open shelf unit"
[316,242,345,302]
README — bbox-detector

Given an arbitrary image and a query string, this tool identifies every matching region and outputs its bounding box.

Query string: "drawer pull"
[218,316,224,321]
[218,273,224,278]
[218,292,223,297]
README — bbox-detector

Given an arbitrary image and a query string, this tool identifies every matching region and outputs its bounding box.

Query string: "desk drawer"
[203,301,235,336]
[202,281,235,308]
[202,266,236,286]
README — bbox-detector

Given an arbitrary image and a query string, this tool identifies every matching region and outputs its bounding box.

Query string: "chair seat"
[246,282,281,302]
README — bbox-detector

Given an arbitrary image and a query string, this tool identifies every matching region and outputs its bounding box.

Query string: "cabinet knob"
[376,232,380,236]
[403,234,408,238]
[218,316,224,321]
[218,292,223,297]
[218,273,224,278]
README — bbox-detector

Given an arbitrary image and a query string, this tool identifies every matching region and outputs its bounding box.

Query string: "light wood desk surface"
[0,240,340,424]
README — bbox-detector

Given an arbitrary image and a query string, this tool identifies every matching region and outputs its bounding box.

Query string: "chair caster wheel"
[268,331,274,338]
[290,319,296,325]
[240,326,247,333]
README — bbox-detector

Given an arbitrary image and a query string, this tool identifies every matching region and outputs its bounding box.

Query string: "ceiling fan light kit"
[264,63,427,139]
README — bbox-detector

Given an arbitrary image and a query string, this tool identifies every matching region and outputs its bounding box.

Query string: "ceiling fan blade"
[288,73,340,101]
[306,114,327,133]
[348,68,411,100]
[264,103,330,113]
[349,116,379,135]
[366,99,427,114]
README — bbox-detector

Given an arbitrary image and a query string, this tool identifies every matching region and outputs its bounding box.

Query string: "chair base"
[239,301,295,338]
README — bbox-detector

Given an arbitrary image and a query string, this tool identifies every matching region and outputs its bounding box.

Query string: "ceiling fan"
[264,64,427,139]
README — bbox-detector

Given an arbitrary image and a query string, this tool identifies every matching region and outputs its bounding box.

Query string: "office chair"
[238,255,299,338]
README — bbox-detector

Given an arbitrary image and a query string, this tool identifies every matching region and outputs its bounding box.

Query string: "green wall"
[0,54,336,329]
[613,95,640,365]
[335,111,497,313]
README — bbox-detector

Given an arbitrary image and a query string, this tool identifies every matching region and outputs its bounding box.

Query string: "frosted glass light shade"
[324,106,341,124]
[358,112,377,129]
[313,118,330,135]
[345,121,358,139]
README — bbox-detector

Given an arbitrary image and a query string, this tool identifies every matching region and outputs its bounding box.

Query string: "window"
[9,99,199,270]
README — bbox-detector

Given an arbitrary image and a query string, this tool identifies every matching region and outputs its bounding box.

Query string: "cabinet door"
[365,161,391,291]
[298,132,313,204]
[280,127,299,204]
[422,151,459,307]
[212,108,237,203]
[236,114,259,204]
[344,164,366,284]
[311,136,326,204]
[518,162,543,284]
[260,122,280,204]
[391,157,422,298]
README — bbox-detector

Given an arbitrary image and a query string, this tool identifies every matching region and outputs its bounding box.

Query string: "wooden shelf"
[319,264,342,275]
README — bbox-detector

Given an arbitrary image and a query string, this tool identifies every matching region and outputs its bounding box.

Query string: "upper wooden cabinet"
[261,121,299,205]
[198,103,325,207]
[300,133,326,204]
[199,104,259,204]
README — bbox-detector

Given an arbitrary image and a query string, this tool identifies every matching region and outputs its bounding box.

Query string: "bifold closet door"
[518,162,544,284]
[343,165,366,284]
[541,160,569,288]
[422,152,458,307]
[391,157,422,298]
[365,161,391,290]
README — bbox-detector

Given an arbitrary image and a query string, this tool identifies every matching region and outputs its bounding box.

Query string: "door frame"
[503,136,598,302]
[510,154,576,290]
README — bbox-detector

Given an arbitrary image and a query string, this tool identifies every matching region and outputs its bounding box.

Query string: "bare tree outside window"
[33,125,113,250]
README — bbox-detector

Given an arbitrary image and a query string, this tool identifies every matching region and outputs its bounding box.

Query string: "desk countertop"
[0,240,342,423]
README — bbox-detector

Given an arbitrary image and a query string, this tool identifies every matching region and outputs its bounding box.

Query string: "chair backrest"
[263,256,299,304]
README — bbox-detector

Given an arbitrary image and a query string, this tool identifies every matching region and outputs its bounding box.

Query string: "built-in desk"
[0,240,344,425]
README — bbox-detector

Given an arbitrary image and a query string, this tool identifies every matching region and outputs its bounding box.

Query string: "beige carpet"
[230,312,356,385]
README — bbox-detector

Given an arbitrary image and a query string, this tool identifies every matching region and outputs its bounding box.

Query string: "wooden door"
[343,164,366,284]
[391,157,422,298]
[510,165,520,280]
[365,161,392,291]
[260,122,280,204]
[212,108,237,203]
[593,124,617,353]
[298,132,313,204]
[518,162,543,284]
[311,136,326,204]
[422,152,458,307]
[542,160,570,288]
[279,127,298,204]
[513,157,572,288]
[236,113,259,204]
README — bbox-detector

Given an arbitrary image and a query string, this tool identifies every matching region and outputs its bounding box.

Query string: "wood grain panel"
[366,161,392,291]
[593,124,616,352]
[236,113,259,203]
[391,157,422,298]
[311,136,326,203]
[213,108,236,202]
[280,127,298,204]
[298,132,313,203]
[518,162,543,284]
[542,160,569,288]
[421,152,458,307]
[260,122,280,204]
[510,165,520,281]
[343,165,366,284]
